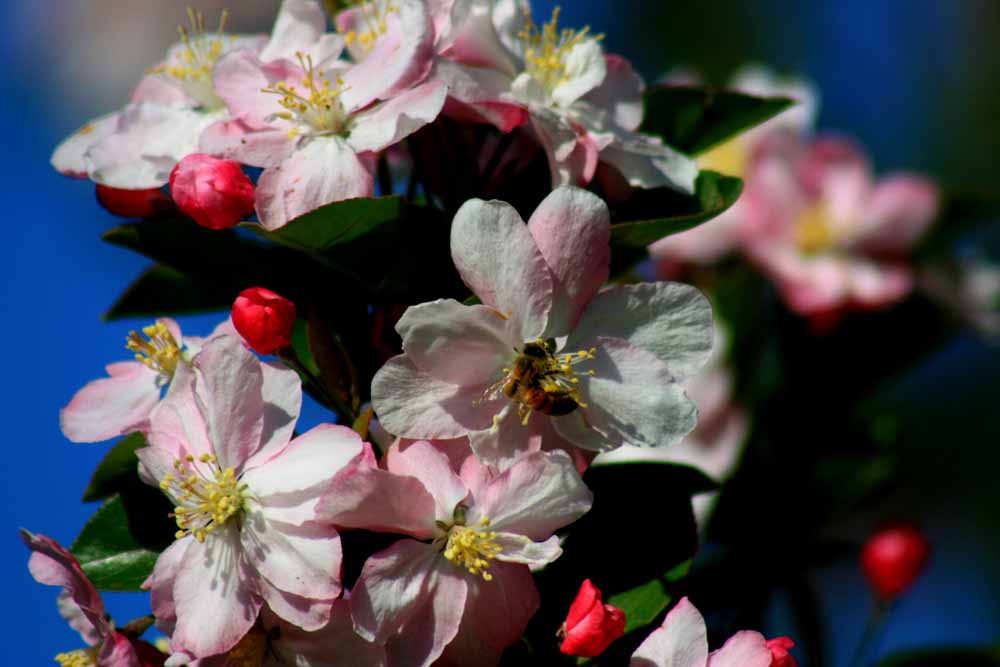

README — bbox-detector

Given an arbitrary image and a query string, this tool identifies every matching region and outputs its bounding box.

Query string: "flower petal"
[552,39,606,108]
[451,198,553,340]
[386,562,468,667]
[347,80,447,154]
[598,131,698,194]
[241,511,342,601]
[570,282,713,382]
[145,538,190,635]
[243,360,302,470]
[706,631,773,667]
[276,599,388,667]
[527,186,611,333]
[51,113,119,178]
[583,54,644,132]
[630,597,709,667]
[855,175,939,255]
[397,300,515,385]
[259,0,330,63]
[386,439,470,522]
[492,533,562,568]
[255,137,374,231]
[60,362,160,443]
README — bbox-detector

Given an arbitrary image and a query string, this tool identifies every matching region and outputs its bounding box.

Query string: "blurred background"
[3,0,998,664]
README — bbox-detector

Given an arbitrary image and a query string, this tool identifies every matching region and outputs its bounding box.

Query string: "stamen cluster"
[125,322,182,380]
[160,453,246,543]
[519,7,601,97]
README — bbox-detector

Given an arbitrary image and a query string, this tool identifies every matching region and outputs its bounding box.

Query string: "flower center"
[160,453,247,543]
[442,514,502,581]
[54,648,98,667]
[518,7,601,98]
[795,202,839,254]
[150,8,231,109]
[126,321,184,383]
[342,1,400,54]
[481,339,595,425]
[262,52,349,138]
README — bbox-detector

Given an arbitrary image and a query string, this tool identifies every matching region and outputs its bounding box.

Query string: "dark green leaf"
[246,196,403,253]
[104,263,234,320]
[70,496,161,592]
[82,433,146,502]
[640,85,794,155]
[875,647,1000,667]
[607,560,691,635]
[610,171,743,247]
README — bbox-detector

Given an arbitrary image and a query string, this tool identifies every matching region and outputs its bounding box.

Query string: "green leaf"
[82,434,146,502]
[640,85,794,155]
[70,496,161,592]
[246,196,403,253]
[610,171,743,247]
[105,264,234,320]
[606,560,691,635]
[875,647,1000,667]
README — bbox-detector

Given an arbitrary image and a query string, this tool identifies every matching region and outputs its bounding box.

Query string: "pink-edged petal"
[191,335,265,473]
[243,361,302,470]
[492,533,562,568]
[471,450,591,540]
[630,597,709,667]
[371,355,498,439]
[199,118,297,169]
[57,590,101,646]
[750,247,851,315]
[169,529,261,659]
[570,282,714,383]
[145,538,190,634]
[260,579,333,633]
[87,104,220,189]
[434,60,526,132]
[21,531,109,640]
[98,632,142,667]
[528,106,596,187]
[551,39,606,108]
[397,300,515,384]
[60,362,160,443]
[440,0,518,75]
[212,50,295,127]
[450,198,553,340]
[385,561,468,667]
[846,260,913,309]
[554,338,697,451]
[241,512,342,601]
[466,404,544,471]
[346,80,447,154]
[276,598,388,667]
[255,137,374,231]
[318,455,438,538]
[598,131,698,194]
[242,424,364,524]
[706,630,773,667]
[339,0,435,110]
[259,0,329,63]
[584,54,644,132]
[351,540,446,643]
[143,363,213,466]
[51,113,119,178]
[386,440,470,521]
[130,73,193,105]
[435,562,538,667]
[527,186,610,333]
[855,175,939,255]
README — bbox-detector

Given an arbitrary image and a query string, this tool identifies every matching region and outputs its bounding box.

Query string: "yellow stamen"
[341,1,399,53]
[262,52,349,135]
[163,453,247,543]
[795,202,838,253]
[149,8,230,108]
[125,321,183,379]
[518,7,602,97]
[54,648,98,667]
[443,516,502,581]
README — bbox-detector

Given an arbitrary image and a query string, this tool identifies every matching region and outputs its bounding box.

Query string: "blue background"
[3,1,998,664]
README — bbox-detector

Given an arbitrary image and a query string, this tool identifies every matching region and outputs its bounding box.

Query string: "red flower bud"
[95,184,172,218]
[766,636,798,667]
[169,153,255,229]
[558,579,626,657]
[231,287,296,355]
[861,523,931,600]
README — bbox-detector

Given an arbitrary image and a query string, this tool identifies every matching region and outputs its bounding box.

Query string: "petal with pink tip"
[384,561,467,667]
[146,538,190,634]
[706,631,773,667]
[212,50,296,127]
[199,117,297,169]
[51,113,119,178]
[255,137,374,231]
[169,528,260,659]
[598,131,698,194]
[244,361,302,470]
[277,598,388,667]
[97,632,141,667]
[347,80,447,154]
[584,54,645,132]
[241,512,342,602]
[372,356,500,440]
[386,439,470,521]
[846,260,913,309]
[855,175,939,255]
[259,0,329,63]
[527,186,611,333]
[472,450,592,540]
[440,0,518,75]
[450,198,553,340]
[630,597,709,667]
[528,106,596,187]
[570,282,713,383]
[60,362,160,443]
[397,300,515,385]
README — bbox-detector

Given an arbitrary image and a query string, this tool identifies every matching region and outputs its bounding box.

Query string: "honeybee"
[502,340,580,418]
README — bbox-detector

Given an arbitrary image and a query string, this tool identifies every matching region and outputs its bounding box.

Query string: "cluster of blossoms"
[30,0,948,664]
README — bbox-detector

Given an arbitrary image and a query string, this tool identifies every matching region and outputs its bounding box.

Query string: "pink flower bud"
[231,287,296,354]
[766,636,798,667]
[169,153,255,229]
[861,523,931,600]
[95,184,172,218]
[559,579,626,657]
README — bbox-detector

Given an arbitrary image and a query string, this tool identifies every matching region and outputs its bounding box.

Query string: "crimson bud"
[861,523,931,600]
[231,287,296,355]
[558,579,626,657]
[766,637,798,667]
[169,153,255,229]
[95,184,172,218]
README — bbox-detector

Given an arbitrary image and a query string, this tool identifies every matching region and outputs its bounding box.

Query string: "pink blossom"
[741,133,939,317]
[136,334,365,662]
[371,186,713,465]
[21,530,160,667]
[317,439,592,667]
[61,319,198,443]
[630,597,776,667]
[430,1,697,191]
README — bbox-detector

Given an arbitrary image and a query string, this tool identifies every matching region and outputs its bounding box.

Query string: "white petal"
[630,597,709,667]
[51,113,119,178]
[241,510,342,601]
[347,80,447,154]
[492,533,562,568]
[243,360,302,470]
[599,131,698,194]
[552,39,607,108]
[386,440,470,522]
